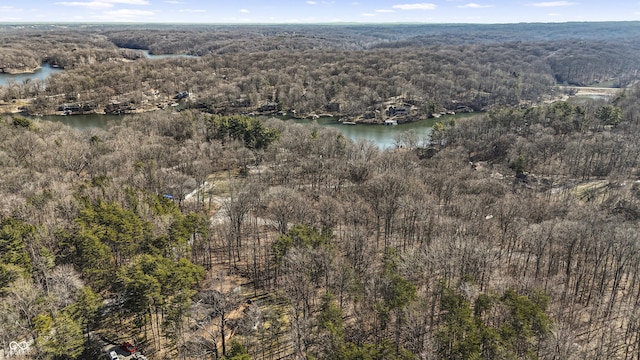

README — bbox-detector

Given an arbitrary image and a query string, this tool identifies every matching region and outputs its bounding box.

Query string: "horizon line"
[1,20,639,26]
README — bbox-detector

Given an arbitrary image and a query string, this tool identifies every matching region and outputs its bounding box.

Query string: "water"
[1,49,462,148]
[0,49,196,87]
[2,49,466,147]
[23,112,476,148]
[0,64,62,87]
[290,117,436,149]
[0,49,197,86]
[290,113,477,149]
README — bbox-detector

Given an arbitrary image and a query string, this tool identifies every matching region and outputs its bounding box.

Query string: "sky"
[1,0,640,24]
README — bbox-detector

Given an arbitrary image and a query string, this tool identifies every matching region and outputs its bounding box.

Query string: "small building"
[384,119,398,126]
[386,105,409,117]
[258,102,280,113]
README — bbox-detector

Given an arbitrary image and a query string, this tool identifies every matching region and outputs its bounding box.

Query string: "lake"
[0,64,62,87]
[291,117,437,149]
[290,112,477,149]
[3,50,464,148]
[8,47,470,148]
[26,112,473,149]
[0,51,194,87]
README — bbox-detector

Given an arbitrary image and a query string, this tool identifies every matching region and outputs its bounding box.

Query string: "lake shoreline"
[0,66,41,75]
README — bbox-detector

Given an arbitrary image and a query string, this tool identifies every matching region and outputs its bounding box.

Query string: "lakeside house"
[386,105,409,117]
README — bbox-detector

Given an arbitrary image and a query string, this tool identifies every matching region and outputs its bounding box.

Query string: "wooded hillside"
[1,23,639,120]
[1,23,640,360]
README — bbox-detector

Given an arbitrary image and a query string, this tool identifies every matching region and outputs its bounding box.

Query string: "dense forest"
[1,22,640,360]
[1,23,640,121]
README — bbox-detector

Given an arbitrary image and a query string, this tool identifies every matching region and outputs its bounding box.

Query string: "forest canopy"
[1,23,639,121]
[1,22,640,360]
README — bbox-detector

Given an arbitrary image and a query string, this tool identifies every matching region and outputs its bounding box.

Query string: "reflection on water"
[289,113,477,149]
[24,111,477,149]
[0,49,197,87]
[290,117,436,149]
[0,64,63,86]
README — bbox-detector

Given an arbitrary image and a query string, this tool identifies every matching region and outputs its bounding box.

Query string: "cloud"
[530,1,575,7]
[219,16,247,22]
[304,0,334,6]
[361,13,375,16]
[392,3,437,10]
[0,6,23,12]
[55,0,149,9]
[375,9,395,12]
[240,8,249,13]
[548,12,560,16]
[109,0,149,3]
[457,3,494,8]
[55,1,114,9]
[103,9,155,17]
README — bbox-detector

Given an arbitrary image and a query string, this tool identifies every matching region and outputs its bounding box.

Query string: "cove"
[289,113,477,149]
[0,49,196,87]
[0,64,62,87]
[26,111,476,149]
